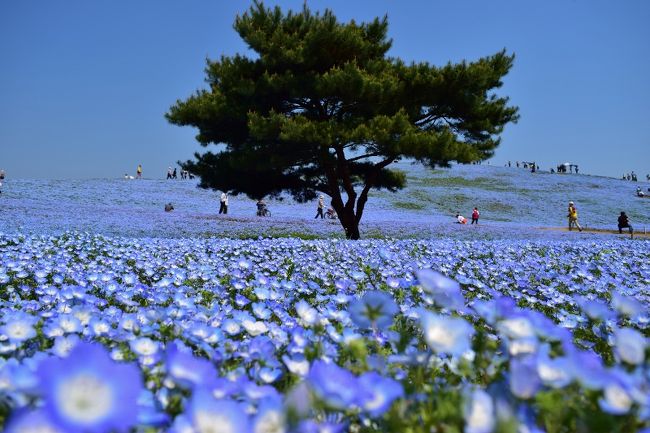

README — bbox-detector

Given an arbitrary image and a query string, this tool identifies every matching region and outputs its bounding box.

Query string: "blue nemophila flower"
[0,312,37,342]
[295,300,319,326]
[416,268,465,310]
[611,293,644,317]
[36,342,143,433]
[419,310,474,356]
[509,356,541,400]
[307,360,365,410]
[252,398,286,433]
[5,409,64,433]
[185,389,251,433]
[613,327,647,365]
[222,319,241,336]
[166,340,217,389]
[349,291,398,330]
[358,371,404,417]
[464,389,495,433]
[298,419,346,433]
[566,348,608,390]
[536,347,573,388]
[599,369,636,415]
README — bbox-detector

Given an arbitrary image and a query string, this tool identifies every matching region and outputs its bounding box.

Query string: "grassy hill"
[1,162,648,239]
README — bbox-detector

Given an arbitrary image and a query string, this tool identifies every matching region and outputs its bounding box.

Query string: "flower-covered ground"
[0,233,648,432]
[1,162,648,238]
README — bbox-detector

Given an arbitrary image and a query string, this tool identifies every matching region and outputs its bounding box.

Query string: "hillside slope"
[0,163,648,238]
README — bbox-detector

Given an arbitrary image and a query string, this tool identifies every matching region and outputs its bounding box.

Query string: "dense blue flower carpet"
[0,233,648,432]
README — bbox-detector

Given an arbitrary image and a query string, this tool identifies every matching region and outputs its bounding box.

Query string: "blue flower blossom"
[416,269,465,310]
[613,327,646,365]
[36,342,143,433]
[509,356,541,399]
[464,389,495,433]
[186,389,251,433]
[419,310,474,356]
[358,371,404,417]
[349,291,398,330]
[307,360,364,410]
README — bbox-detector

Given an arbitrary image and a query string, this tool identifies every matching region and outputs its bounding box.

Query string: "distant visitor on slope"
[471,207,480,224]
[617,211,633,238]
[256,198,269,217]
[0,169,5,194]
[219,192,229,214]
[164,203,174,212]
[567,201,582,232]
[315,195,325,219]
[172,168,177,179]
[636,187,645,197]
[456,214,467,224]
[137,164,142,179]
[167,167,173,179]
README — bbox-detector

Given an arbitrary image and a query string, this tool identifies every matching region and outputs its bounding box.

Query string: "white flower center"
[134,339,158,355]
[363,390,386,412]
[57,372,113,423]
[6,322,30,339]
[604,384,632,412]
[254,410,286,433]
[194,411,235,433]
[425,324,455,350]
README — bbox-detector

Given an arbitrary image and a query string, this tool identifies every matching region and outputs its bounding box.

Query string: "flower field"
[1,232,648,432]
[1,163,648,239]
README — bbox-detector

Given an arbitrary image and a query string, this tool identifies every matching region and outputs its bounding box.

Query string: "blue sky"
[1,0,648,179]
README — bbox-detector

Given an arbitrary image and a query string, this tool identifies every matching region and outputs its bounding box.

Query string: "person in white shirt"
[219,192,229,214]
[315,195,325,219]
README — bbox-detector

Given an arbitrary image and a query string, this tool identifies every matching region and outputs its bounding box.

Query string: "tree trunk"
[330,198,361,240]
[341,209,361,240]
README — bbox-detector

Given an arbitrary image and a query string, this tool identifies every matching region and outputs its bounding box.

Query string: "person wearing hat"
[567,201,582,232]
[315,195,325,219]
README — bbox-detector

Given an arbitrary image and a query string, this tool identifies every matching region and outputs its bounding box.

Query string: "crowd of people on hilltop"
[620,171,649,182]
[506,161,540,172]
[166,166,194,180]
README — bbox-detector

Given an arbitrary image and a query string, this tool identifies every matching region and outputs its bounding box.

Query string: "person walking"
[167,167,173,179]
[315,195,325,219]
[219,192,229,214]
[137,164,143,179]
[567,201,583,232]
[471,207,480,224]
[617,211,633,238]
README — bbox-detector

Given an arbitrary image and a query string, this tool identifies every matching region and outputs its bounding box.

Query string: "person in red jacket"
[471,207,480,224]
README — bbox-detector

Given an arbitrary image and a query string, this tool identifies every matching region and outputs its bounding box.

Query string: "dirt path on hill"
[539,227,650,238]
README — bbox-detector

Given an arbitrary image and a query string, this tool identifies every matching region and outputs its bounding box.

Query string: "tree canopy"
[166,1,519,239]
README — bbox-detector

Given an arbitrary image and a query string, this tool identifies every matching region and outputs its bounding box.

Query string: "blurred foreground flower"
[419,310,474,356]
[36,342,143,433]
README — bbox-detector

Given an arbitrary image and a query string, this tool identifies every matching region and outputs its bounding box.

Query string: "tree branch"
[346,152,382,163]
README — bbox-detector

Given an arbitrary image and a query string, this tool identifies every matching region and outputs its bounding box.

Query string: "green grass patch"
[393,201,426,210]
[413,176,513,191]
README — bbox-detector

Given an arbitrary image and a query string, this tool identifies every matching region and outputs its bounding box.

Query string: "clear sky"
[1,0,648,179]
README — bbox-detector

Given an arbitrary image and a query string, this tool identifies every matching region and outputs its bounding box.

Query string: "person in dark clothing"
[618,212,633,237]
[172,168,177,179]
